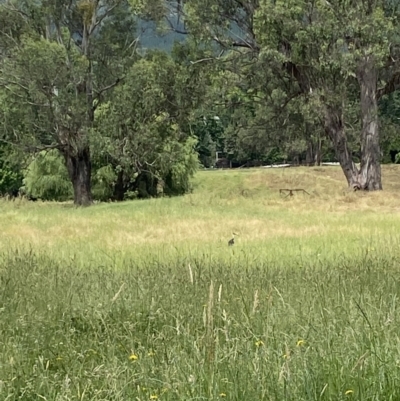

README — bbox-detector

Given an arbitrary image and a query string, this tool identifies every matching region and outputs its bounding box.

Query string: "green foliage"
[379,91,400,162]
[22,150,73,201]
[0,0,138,204]
[148,0,399,173]
[0,35,88,147]
[22,151,125,202]
[0,167,22,197]
[190,116,225,167]
[0,143,23,196]
[163,136,200,195]
[91,165,117,201]
[2,0,400,202]
[93,51,200,199]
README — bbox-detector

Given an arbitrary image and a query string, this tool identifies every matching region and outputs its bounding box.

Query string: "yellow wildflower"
[296,339,305,347]
[255,340,264,347]
[345,390,354,395]
[129,354,138,361]
[219,393,227,398]
[56,357,63,361]
[150,395,158,400]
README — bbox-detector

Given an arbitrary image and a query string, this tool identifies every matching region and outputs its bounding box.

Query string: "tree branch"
[165,16,189,35]
[232,40,259,51]
[0,138,63,153]
[92,78,123,111]
[89,4,119,35]
[26,143,63,153]
[189,57,215,65]
[94,78,122,98]
[212,35,259,51]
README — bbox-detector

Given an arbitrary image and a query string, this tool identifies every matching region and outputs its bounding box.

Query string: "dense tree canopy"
[1,0,400,203]
[133,0,400,187]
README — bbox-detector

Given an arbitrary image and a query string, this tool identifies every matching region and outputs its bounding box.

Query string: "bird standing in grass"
[228,233,238,246]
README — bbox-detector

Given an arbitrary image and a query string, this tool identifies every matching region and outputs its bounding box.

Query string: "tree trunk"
[306,140,315,166]
[324,106,361,189]
[315,137,322,166]
[113,170,125,201]
[305,138,322,166]
[357,56,382,190]
[64,146,92,206]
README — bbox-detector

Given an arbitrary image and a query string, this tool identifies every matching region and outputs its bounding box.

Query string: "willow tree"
[0,0,136,205]
[92,50,202,200]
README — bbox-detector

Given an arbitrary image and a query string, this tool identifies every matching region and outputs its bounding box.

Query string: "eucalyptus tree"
[256,0,395,190]
[135,0,400,190]
[0,0,136,205]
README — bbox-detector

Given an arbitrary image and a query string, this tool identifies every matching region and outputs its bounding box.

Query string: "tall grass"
[1,250,400,400]
[2,166,400,400]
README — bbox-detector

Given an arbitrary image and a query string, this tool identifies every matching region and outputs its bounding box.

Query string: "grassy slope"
[2,165,400,266]
[2,166,400,400]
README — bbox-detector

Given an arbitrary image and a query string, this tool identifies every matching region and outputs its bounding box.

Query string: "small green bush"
[22,150,73,201]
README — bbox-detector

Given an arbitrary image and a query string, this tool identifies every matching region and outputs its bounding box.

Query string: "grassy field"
[1,166,400,400]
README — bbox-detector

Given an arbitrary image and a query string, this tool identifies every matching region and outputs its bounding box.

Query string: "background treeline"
[1,0,400,203]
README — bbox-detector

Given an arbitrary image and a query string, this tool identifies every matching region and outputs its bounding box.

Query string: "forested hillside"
[1,0,400,204]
